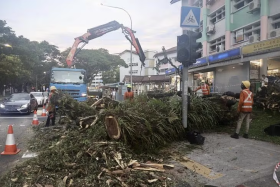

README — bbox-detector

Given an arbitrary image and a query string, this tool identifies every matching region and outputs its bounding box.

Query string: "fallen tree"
[0,93,238,186]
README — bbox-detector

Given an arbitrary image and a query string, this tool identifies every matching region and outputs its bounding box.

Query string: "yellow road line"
[173,156,224,180]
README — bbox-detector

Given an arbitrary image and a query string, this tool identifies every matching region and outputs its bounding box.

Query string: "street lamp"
[101,3,133,88]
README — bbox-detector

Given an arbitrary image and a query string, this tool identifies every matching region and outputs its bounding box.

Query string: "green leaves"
[0,20,61,91]
[61,48,127,84]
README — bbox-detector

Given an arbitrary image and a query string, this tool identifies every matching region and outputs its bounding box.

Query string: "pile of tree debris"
[0,94,237,186]
[255,82,280,112]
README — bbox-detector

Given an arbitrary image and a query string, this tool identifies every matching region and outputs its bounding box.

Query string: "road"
[0,108,47,176]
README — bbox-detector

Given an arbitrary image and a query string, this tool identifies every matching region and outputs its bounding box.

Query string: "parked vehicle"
[30,92,45,106]
[0,93,38,114]
[43,92,49,105]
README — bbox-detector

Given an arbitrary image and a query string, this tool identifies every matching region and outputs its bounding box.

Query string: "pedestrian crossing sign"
[180,6,201,28]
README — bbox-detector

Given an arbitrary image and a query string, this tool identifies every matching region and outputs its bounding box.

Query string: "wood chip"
[35,184,43,187]
[133,167,165,172]
[147,179,158,183]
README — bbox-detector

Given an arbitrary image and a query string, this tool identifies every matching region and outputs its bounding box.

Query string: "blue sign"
[209,48,241,64]
[189,57,207,69]
[180,6,201,28]
[165,65,183,75]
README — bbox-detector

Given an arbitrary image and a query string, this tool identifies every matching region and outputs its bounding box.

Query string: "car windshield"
[31,93,43,97]
[8,94,30,101]
[43,92,49,97]
[51,70,86,84]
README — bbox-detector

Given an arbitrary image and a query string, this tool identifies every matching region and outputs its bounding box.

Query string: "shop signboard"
[209,48,240,64]
[242,36,280,56]
[189,57,207,69]
[165,65,183,75]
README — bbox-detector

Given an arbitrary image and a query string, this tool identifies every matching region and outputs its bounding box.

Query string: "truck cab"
[50,67,87,102]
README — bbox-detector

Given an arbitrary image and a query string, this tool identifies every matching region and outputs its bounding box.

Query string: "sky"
[0,0,182,54]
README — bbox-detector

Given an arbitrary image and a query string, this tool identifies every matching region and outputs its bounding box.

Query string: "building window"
[209,36,225,53]
[233,21,260,44]
[160,68,168,73]
[129,63,138,66]
[209,6,225,24]
[271,14,280,29]
[193,0,202,7]
[129,70,138,74]
[232,0,253,12]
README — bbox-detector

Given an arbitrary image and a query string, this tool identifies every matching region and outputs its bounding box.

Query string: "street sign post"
[180,6,201,28]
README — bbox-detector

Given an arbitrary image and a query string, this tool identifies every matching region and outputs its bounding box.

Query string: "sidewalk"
[174,133,280,187]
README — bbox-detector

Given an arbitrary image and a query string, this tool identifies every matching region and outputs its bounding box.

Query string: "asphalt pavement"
[0,108,47,176]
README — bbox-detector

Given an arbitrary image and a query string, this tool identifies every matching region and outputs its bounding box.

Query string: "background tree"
[102,67,120,84]
[61,48,127,85]
[0,20,60,93]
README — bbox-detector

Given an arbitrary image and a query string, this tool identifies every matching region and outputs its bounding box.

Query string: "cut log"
[105,115,121,140]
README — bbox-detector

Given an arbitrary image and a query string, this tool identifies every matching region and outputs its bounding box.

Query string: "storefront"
[188,36,280,94]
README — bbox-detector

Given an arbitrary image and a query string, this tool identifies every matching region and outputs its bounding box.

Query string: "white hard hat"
[50,86,57,91]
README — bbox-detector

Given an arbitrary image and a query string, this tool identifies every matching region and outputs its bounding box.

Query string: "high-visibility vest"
[241,89,253,112]
[201,85,209,95]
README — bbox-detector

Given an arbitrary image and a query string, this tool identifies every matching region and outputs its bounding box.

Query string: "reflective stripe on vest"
[242,106,252,108]
[243,89,252,103]
[241,89,253,112]
[201,85,208,94]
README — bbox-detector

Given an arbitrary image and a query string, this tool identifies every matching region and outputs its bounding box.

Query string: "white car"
[43,92,49,105]
[30,92,45,106]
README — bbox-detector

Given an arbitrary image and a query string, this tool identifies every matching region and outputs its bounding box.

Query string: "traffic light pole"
[182,66,188,128]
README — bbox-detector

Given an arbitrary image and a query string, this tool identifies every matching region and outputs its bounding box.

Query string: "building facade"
[119,50,145,83]
[165,0,280,93]
[119,50,158,83]
[143,50,157,76]
[91,72,103,88]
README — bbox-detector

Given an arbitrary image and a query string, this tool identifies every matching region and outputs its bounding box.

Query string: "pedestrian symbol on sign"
[182,10,199,26]
[180,6,201,28]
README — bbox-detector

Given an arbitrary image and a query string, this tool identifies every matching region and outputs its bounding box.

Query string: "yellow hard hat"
[127,84,132,88]
[50,86,57,91]
[242,81,250,88]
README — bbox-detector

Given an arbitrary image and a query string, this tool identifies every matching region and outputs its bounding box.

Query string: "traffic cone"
[32,110,39,125]
[41,105,47,117]
[1,125,21,155]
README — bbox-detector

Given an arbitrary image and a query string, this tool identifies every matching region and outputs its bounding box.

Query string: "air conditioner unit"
[206,24,215,34]
[248,0,261,12]
[269,28,280,39]
[216,44,225,52]
[206,0,215,5]
[249,34,260,43]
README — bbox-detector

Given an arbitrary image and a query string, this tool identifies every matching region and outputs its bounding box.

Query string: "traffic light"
[189,31,202,63]
[177,31,202,67]
[177,34,190,66]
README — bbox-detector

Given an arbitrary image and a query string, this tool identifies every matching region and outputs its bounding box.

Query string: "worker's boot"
[230,133,239,139]
[243,134,249,139]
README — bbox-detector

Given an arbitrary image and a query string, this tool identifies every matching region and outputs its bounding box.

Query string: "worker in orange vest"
[194,80,210,96]
[124,84,134,101]
[231,81,253,139]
